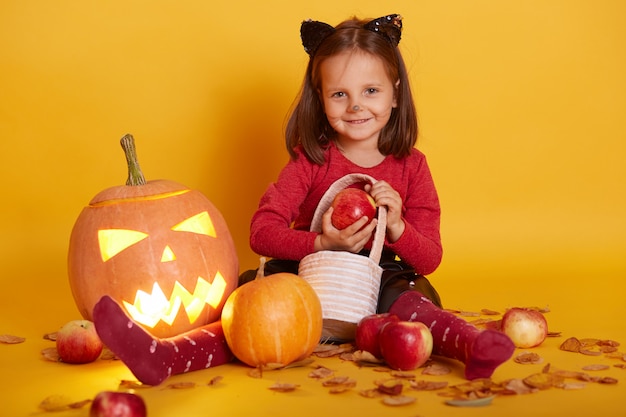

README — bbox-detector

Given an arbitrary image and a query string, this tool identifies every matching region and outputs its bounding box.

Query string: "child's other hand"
[314,206,378,253]
[365,181,405,243]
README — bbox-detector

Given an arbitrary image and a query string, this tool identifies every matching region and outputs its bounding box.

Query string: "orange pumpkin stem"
[120,133,147,186]
[255,257,267,280]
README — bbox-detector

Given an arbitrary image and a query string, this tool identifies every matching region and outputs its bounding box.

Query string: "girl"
[93,14,514,386]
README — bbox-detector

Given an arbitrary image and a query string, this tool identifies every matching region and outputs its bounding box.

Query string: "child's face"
[319,50,398,147]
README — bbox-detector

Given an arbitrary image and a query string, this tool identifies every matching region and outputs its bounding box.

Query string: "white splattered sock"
[389,291,514,380]
[93,295,232,385]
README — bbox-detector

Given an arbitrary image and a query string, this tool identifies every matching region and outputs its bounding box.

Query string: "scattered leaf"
[119,380,150,389]
[42,332,57,341]
[410,380,448,391]
[382,395,416,406]
[582,364,610,371]
[38,395,91,412]
[164,382,196,389]
[480,308,500,315]
[446,396,495,407]
[514,352,543,365]
[41,347,60,362]
[0,334,25,344]
[504,378,538,394]
[523,373,564,390]
[560,337,582,353]
[376,379,404,395]
[322,376,356,388]
[308,366,334,379]
[268,382,299,392]
[207,376,223,386]
[351,350,384,365]
[421,362,451,376]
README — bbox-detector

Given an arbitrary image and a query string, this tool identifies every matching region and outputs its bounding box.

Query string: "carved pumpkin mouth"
[123,272,227,329]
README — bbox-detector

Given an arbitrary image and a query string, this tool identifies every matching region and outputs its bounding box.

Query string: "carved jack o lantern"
[68,135,239,338]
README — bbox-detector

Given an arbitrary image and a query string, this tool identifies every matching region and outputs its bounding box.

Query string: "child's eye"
[331,92,346,98]
[365,88,378,95]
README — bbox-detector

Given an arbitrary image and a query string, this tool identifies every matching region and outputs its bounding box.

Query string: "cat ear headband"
[301,14,402,57]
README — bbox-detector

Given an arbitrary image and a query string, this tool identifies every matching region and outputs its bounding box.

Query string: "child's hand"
[314,206,378,253]
[365,181,405,243]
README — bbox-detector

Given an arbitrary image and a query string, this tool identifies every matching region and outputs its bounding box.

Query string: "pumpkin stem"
[120,133,147,186]
[256,257,267,280]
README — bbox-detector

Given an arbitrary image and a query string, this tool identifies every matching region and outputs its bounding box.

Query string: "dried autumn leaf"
[207,376,223,386]
[598,377,619,385]
[248,367,264,379]
[38,395,91,412]
[282,358,315,369]
[599,345,618,354]
[382,395,416,406]
[100,347,118,360]
[560,382,587,390]
[514,352,543,365]
[547,331,562,337]
[328,386,352,394]
[579,348,602,356]
[480,308,500,315]
[445,396,495,407]
[42,332,57,341]
[376,379,404,395]
[390,370,416,379]
[504,378,539,395]
[313,343,354,358]
[119,380,150,389]
[41,347,60,362]
[523,372,564,390]
[0,334,25,344]
[268,382,299,392]
[582,364,610,371]
[598,339,620,347]
[322,376,356,388]
[421,362,451,375]
[359,388,384,398]
[580,338,600,347]
[308,366,334,379]
[351,350,384,365]
[164,382,196,389]
[459,311,481,317]
[614,364,626,369]
[410,380,448,391]
[560,337,582,352]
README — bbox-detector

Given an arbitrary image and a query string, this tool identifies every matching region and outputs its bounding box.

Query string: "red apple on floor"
[330,188,377,230]
[355,313,400,358]
[56,320,103,364]
[379,321,433,371]
[500,307,548,348]
[90,391,147,417]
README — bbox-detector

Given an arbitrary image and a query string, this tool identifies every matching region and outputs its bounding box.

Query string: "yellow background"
[1,1,625,416]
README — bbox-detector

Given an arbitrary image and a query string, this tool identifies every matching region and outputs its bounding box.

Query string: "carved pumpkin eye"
[171,211,216,237]
[98,229,148,262]
[98,211,216,262]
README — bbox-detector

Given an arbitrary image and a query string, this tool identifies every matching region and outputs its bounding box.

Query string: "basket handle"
[309,173,387,264]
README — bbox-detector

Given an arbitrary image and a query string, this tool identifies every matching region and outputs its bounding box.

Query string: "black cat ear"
[301,19,336,56]
[364,14,402,47]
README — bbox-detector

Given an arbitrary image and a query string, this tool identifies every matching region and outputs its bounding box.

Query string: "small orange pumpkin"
[68,134,239,338]
[221,258,323,367]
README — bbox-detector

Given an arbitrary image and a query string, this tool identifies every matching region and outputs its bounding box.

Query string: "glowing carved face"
[98,211,226,328]
[68,183,239,338]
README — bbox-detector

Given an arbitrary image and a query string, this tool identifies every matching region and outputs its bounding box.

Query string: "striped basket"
[298,174,387,342]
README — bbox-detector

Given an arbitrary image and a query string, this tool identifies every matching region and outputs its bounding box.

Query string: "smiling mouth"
[346,118,370,124]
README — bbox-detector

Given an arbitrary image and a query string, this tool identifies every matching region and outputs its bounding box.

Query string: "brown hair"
[285,17,418,165]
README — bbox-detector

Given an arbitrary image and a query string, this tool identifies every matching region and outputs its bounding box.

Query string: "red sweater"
[250,143,442,275]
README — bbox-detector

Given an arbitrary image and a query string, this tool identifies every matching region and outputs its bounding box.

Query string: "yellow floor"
[3,296,625,417]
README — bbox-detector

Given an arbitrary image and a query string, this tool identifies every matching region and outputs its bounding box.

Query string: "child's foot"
[389,291,514,380]
[93,295,174,386]
[464,329,515,380]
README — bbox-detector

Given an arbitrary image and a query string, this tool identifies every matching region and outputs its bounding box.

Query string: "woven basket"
[298,174,387,342]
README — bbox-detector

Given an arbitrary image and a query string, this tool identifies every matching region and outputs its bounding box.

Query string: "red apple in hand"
[56,320,103,364]
[501,307,548,348]
[330,188,377,230]
[379,321,433,371]
[355,313,400,358]
[90,391,147,417]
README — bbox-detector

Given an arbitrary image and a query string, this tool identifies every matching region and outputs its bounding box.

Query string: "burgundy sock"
[388,291,514,380]
[93,295,233,385]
